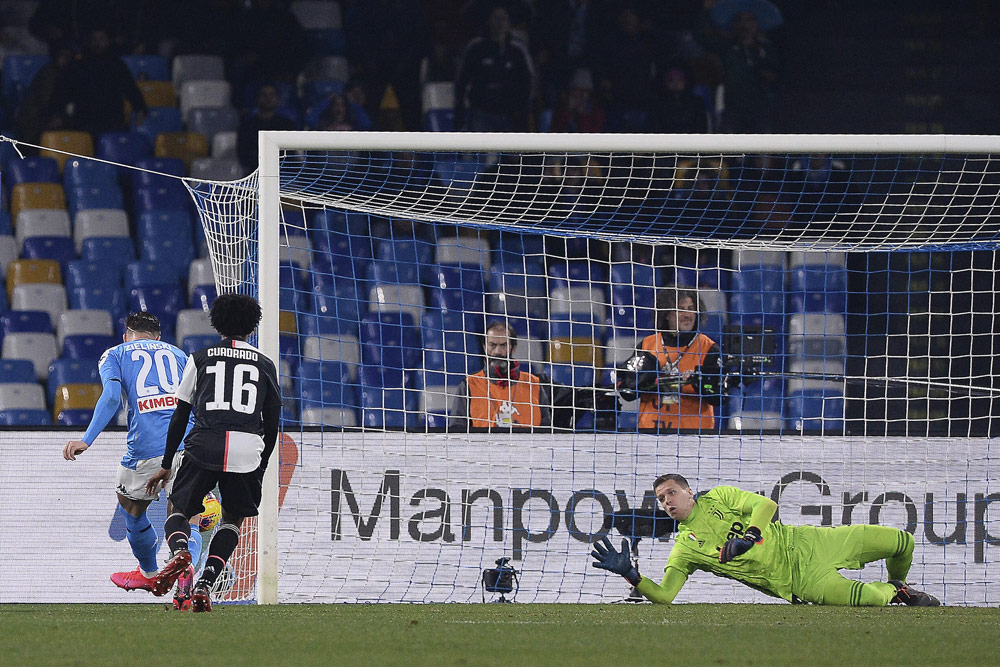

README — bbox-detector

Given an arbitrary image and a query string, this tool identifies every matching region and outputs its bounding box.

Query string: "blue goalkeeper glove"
[718,526,763,564]
[590,536,641,586]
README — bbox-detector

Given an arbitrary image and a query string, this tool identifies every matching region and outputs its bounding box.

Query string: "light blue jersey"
[98,339,190,468]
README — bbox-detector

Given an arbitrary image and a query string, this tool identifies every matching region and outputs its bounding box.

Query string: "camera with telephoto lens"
[482,557,519,602]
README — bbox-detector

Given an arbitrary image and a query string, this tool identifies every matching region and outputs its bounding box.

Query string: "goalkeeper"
[591,474,941,607]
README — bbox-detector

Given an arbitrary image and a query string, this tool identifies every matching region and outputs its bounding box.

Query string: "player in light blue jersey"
[63,312,203,609]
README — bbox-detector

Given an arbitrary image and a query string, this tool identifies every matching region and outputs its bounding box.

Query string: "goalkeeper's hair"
[210,293,262,338]
[125,311,161,336]
[654,287,703,332]
[653,473,690,490]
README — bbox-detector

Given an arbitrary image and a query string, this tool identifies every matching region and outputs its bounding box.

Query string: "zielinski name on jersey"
[136,393,177,413]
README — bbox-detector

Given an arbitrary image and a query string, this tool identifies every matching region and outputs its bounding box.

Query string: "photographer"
[449,321,551,430]
[619,288,725,431]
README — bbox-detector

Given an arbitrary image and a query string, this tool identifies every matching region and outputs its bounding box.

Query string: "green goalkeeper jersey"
[636,485,796,603]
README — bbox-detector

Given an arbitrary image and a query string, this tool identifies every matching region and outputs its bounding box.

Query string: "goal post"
[213,131,1000,605]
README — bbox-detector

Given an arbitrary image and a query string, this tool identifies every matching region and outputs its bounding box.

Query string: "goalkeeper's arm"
[635,566,689,604]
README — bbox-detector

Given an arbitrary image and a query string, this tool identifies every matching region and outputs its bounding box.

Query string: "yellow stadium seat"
[548,337,604,369]
[137,80,177,108]
[53,383,102,417]
[154,131,208,169]
[279,311,298,335]
[40,131,95,171]
[11,182,66,223]
[6,259,62,299]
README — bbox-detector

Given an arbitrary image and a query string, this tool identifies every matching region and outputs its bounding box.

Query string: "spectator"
[551,68,605,133]
[449,321,551,430]
[649,65,710,134]
[454,4,535,132]
[596,5,655,132]
[15,41,75,145]
[720,11,778,133]
[237,83,298,172]
[343,80,374,131]
[618,288,725,431]
[531,0,602,108]
[50,27,148,137]
[317,93,358,131]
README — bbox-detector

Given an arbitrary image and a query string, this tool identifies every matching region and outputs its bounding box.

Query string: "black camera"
[482,557,519,602]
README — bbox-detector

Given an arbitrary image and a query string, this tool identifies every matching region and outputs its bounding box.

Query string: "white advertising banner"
[2,431,997,605]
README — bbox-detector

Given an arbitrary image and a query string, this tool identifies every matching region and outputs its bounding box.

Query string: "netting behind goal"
[186,134,1000,606]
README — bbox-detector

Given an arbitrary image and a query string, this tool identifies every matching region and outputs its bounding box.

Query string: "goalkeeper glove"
[718,526,763,564]
[590,536,641,586]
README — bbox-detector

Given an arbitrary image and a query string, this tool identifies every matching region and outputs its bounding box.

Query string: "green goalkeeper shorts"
[788,524,894,603]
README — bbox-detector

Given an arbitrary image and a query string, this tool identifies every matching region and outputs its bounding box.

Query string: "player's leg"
[853,524,913,582]
[110,460,162,591]
[810,570,898,607]
[152,459,214,596]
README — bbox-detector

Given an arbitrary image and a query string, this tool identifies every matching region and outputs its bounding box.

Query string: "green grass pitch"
[2,603,997,666]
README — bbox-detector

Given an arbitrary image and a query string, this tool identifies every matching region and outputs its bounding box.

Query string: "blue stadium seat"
[549,260,609,290]
[375,239,434,279]
[136,209,194,244]
[133,182,191,212]
[549,362,595,388]
[63,158,120,189]
[140,236,195,284]
[1,310,53,336]
[80,237,135,284]
[133,106,185,144]
[0,359,37,383]
[360,312,421,386]
[190,284,218,311]
[129,285,184,333]
[549,313,603,341]
[1,54,50,108]
[429,265,485,316]
[729,268,786,330]
[96,131,153,166]
[47,358,101,403]
[66,260,120,289]
[788,266,848,313]
[786,389,844,432]
[608,304,656,335]
[62,334,117,360]
[0,409,52,426]
[70,287,127,322]
[122,54,170,81]
[125,260,179,290]
[299,360,359,409]
[56,409,94,426]
[21,236,75,273]
[132,157,186,189]
[422,108,455,132]
[66,184,125,219]
[279,265,312,313]
[305,27,347,56]
[0,211,11,235]
[181,333,219,354]
[302,286,361,336]
[361,386,417,429]
[7,156,60,187]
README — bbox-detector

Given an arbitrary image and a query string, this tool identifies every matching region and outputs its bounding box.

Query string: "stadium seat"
[128,285,184,331]
[137,80,177,108]
[126,260,179,290]
[11,283,66,323]
[0,409,52,425]
[133,181,191,212]
[66,184,125,219]
[279,232,313,271]
[2,54,50,108]
[0,358,37,383]
[62,158,119,189]
[47,358,101,403]
[140,236,195,283]
[132,105,185,144]
[6,156,60,187]
[73,208,130,252]
[302,333,361,377]
[211,131,238,159]
[0,212,10,236]
[175,308,214,344]
[549,286,607,324]
[179,80,232,121]
[181,334,219,354]
[69,286,127,322]
[122,54,170,82]
[361,386,416,429]
[0,311,53,346]
[53,382,102,416]
[421,81,455,114]
[786,388,844,432]
[788,263,848,313]
[20,236,73,274]
[153,132,208,169]
[299,360,359,410]
[1,331,58,380]
[11,183,66,225]
[57,310,114,348]
[304,27,347,58]
[299,405,357,427]
[187,258,215,295]
[80,237,135,283]
[171,54,225,90]
[422,108,455,132]
[66,260,118,289]
[137,209,194,244]
[62,334,117,361]
[368,283,424,323]
[787,313,847,359]
[0,381,46,410]
[420,385,452,428]
[290,0,342,29]
[39,131,97,173]
[190,284,218,312]
[56,409,94,425]
[5,258,61,298]
[729,268,786,331]
[13,208,71,249]
[0,234,17,275]
[96,131,153,166]
[187,106,240,145]
[360,312,421,384]
[189,157,244,181]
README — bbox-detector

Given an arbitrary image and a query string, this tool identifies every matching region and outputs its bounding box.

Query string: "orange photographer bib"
[467,370,543,428]
[637,333,715,430]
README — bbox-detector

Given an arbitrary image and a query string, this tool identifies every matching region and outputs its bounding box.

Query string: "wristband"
[744,526,763,544]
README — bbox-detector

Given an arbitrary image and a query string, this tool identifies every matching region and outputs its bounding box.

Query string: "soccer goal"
[184,132,1000,606]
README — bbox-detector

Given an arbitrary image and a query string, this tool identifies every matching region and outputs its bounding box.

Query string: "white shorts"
[116,452,184,502]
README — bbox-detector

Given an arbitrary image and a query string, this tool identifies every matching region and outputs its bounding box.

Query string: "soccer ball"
[199,493,222,532]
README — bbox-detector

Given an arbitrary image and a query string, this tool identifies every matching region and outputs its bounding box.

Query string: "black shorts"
[169,457,263,519]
